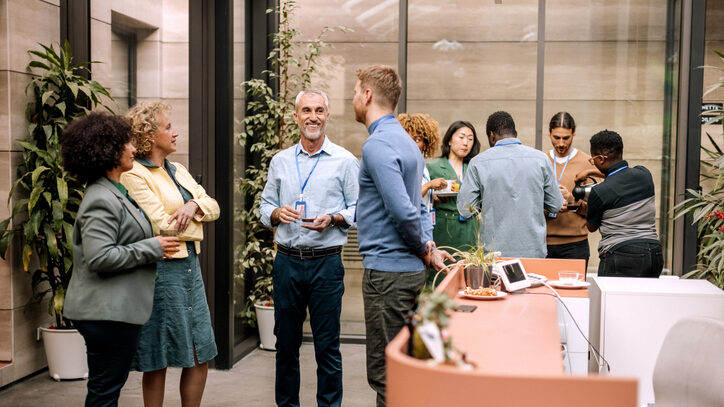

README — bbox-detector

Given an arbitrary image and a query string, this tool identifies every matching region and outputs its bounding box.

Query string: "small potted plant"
[410,291,474,369]
[0,42,113,380]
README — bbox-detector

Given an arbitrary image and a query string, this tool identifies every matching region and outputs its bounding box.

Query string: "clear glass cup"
[558,270,581,282]
[159,229,180,256]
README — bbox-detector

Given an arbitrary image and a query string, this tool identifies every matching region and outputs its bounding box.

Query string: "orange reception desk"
[385,258,637,407]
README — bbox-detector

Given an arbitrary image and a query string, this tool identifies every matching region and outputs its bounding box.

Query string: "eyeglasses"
[588,155,607,165]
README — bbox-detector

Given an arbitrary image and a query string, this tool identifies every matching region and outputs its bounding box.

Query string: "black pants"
[598,240,663,278]
[74,320,142,407]
[547,239,590,269]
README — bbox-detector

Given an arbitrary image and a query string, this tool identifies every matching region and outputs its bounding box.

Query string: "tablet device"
[493,259,531,292]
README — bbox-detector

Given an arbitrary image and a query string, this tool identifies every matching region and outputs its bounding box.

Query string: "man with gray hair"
[260,89,360,407]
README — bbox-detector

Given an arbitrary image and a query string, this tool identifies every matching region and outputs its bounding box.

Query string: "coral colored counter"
[385,259,637,407]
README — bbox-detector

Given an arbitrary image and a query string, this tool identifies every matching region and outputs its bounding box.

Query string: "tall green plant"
[673,50,724,289]
[236,1,337,325]
[0,42,113,327]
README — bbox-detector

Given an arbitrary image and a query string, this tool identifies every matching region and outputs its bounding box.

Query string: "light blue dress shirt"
[357,115,433,272]
[260,136,360,249]
[457,139,562,258]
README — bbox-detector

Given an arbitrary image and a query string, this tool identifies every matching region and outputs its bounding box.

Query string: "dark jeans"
[547,238,590,270]
[598,240,663,278]
[273,252,345,407]
[363,269,425,407]
[74,320,142,407]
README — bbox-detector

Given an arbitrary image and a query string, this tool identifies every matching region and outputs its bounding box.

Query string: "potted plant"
[673,50,724,290]
[236,0,340,350]
[0,41,113,379]
[436,206,499,290]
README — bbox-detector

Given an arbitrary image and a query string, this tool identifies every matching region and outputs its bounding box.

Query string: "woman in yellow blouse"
[122,102,220,407]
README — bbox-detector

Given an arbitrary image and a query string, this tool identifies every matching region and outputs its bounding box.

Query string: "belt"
[276,244,342,260]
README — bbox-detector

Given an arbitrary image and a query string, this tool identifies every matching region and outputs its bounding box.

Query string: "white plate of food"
[458,288,508,300]
[548,280,590,289]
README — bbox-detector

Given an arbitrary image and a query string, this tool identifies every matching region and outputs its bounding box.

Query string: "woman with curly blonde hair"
[122,102,220,407]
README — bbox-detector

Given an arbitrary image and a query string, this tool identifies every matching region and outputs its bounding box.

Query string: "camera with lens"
[572,176,598,202]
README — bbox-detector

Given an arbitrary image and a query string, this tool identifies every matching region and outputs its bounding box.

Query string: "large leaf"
[53,286,65,317]
[27,186,44,212]
[56,177,68,206]
[43,223,58,258]
[22,243,32,272]
[31,165,49,185]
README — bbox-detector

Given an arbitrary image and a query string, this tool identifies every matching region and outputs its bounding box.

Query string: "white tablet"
[493,259,531,292]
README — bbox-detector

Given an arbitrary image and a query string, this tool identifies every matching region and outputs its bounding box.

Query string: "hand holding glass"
[157,229,180,257]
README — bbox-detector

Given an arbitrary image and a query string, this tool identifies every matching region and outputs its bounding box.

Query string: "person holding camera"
[545,112,599,268]
[575,130,663,278]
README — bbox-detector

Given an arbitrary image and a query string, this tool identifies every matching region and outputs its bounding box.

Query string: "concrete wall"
[0,0,189,387]
[0,0,61,387]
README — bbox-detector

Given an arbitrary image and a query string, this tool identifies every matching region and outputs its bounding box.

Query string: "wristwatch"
[327,213,336,227]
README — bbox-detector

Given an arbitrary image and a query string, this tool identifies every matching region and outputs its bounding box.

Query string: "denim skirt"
[131,242,217,371]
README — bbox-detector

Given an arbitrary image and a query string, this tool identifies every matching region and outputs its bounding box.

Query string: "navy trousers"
[74,320,142,407]
[273,252,345,407]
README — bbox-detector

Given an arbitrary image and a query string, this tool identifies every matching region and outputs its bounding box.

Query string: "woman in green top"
[427,120,481,252]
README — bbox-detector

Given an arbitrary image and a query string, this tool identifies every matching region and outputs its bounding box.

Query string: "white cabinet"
[587,276,724,406]
[557,296,589,375]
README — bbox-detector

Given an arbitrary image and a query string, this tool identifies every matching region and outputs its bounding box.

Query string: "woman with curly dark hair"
[61,112,180,407]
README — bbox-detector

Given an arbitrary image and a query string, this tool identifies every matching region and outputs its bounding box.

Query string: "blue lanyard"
[493,139,522,147]
[294,145,322,194]
[607,165,628,178]
[552,151,572,185]
[447,159,467,182]
[368,114,395,134]
[422,172,430,182]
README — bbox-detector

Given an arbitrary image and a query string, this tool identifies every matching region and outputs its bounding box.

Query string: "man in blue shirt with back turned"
[353,65,453,407]
[260,89,359,407]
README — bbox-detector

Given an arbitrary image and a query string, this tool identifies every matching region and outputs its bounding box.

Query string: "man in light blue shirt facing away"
[457,111,563,258]
[353,65,453,407]
[259,89,359,407]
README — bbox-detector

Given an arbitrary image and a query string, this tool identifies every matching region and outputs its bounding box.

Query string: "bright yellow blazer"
[121,159,220,258]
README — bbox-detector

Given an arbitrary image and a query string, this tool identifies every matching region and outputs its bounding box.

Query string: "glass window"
[110,31,135,112]
[408,0,539,147]
[295,0,400,337]
[233,0,249,347]
[544,0,673,270]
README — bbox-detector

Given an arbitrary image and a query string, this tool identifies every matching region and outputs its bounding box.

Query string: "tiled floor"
[0,343,375,406]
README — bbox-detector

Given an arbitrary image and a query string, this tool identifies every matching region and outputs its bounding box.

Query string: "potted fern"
[0,41,113,379]
[236,0,339,350]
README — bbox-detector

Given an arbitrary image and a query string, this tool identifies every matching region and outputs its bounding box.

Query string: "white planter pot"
[38,327,88,381]
[254,303,276,351]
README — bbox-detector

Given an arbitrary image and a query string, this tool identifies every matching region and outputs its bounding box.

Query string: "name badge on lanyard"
[295,194,307,219]
[295,145,322,220]
[548,151,572,219]
[430,208,436,226]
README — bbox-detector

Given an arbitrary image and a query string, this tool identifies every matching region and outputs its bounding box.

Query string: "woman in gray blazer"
[60,112,179,407]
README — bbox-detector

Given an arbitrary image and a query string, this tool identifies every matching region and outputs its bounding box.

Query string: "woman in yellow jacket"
[122,102,220,407]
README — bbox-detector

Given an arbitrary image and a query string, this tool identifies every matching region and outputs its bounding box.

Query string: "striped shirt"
[586,160,659,255]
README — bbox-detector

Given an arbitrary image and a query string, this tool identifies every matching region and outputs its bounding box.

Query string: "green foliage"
[0,41,113,327]
[235,1,337,326]
[673,51,724,289]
